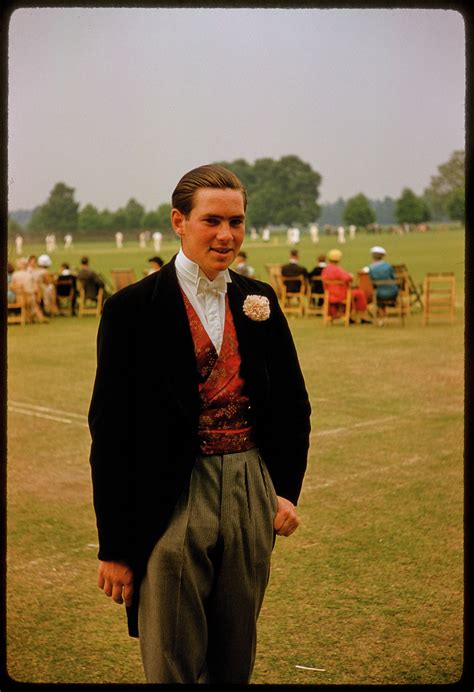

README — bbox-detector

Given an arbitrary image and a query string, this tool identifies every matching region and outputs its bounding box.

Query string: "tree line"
[8,150,464,238]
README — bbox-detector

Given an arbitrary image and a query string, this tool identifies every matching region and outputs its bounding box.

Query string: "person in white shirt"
[152,231,163,252]
[89,164,310,686]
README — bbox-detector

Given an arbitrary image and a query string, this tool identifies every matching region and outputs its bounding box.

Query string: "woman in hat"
[368,246,398,325]
[321,249,370,322]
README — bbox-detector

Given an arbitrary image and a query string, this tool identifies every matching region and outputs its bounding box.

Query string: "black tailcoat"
[88,257,311,636]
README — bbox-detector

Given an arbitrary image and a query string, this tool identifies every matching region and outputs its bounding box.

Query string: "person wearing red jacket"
[321,248,369,321]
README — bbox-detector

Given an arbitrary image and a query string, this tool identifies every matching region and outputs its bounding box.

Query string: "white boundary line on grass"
[8,402,398,439]
[8,401,89,427]
[312,415,398,438]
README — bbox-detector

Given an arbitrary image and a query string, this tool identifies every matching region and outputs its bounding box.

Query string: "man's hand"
[273,496,300,537]
[97,560,134,607]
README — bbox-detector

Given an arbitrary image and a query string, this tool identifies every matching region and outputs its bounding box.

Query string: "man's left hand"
[273,496,300,536]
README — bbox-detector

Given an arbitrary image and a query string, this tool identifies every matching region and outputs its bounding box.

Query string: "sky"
[7,7,465,213]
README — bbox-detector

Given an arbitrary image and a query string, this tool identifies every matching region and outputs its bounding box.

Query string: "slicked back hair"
[171,164,247,217]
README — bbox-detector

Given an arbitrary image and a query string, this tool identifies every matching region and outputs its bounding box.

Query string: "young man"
[88,164,311,684]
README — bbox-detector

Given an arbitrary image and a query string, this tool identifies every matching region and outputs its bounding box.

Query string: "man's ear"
[171,208,185,238]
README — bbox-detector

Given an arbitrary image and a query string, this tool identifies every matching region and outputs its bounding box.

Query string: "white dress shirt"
[175,249,232,355]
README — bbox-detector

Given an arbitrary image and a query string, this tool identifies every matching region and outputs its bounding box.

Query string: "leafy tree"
[142,210,161,229]
[29,182,79,232]
[124,198,145,230]
[343,193,376,227]
[319,198,345,225]
[216,155,321,228]
[155,203,173,232]
[395,188,430,224]
[28,205,48,231]
[99,209,115,231]
[112,208,129,230]
[142,204,172,232]
[8,216,23,235]
[447,188,465,222]
[78,204,101,233]
[423,149,464,220]
[370,196,396,225]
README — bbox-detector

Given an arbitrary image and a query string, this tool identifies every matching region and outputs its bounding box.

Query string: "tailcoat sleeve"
[88,291,137,564]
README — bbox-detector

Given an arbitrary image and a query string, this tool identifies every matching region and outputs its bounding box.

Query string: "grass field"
[6,228,465,684]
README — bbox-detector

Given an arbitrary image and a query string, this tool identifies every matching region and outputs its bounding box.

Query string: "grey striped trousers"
[138,448,279,684]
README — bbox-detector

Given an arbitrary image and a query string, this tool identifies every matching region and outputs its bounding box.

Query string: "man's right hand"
[97,560,134,607]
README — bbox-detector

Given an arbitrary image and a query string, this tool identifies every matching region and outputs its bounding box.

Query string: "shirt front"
[175,248,231,354]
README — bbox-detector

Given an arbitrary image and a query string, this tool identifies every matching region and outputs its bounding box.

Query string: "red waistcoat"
[181,290,255,455]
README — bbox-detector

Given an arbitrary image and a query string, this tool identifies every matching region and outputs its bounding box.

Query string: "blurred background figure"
[11,257,48,323]
[147,256,164,275]
[152,230,163,252]
[138,231,147,248]
[262,227,271,242]
[308,253,327,307]
[309,223,319,243]
[115,231,124,248]
[250,227,258,241]
[77,256,110,300]
[281,248,307,293]
[337,225,346,244]
[368,246,399,326]
[45,232,57,252]
[64,233,73,249]
[349,224,356,240]
[37,254,58,316]
[322,249,370,323]
[287,225,300,245]
[7,262,16,303]
[234,251,255,278]
[15,233,23,255]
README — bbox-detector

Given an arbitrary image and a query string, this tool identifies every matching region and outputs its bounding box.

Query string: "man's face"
[172,187,245,280]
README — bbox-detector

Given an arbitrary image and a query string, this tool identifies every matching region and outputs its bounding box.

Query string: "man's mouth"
[210,247,232,255]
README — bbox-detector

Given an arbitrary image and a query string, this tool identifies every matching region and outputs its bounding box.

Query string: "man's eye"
[231,219,243,227]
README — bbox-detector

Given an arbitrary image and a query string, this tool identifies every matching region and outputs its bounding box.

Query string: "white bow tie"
[196,274,227,296]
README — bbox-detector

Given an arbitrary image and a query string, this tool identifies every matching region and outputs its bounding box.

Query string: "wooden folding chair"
[322,281,352,327]
[111,268,136,292]
[422,273,456,325]
[371,278,406,326]
[7,293,26,326]
[393,264,423,312]
[77,281,104,318]
[264,264,282,298]
[279,274,307,317]
[306,276,325,318]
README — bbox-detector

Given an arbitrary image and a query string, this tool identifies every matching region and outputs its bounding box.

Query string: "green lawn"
[6,228,464,684]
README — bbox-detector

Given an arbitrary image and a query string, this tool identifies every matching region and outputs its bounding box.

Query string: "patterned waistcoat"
[181,290,255,455]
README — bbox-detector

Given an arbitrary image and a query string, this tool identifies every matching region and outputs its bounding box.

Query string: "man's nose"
[216,223,233,239]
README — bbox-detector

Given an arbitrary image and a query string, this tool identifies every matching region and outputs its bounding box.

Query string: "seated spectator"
[321,249,370,323]
[233,251,255,278]
[368,246,399,326]
[308,254,327,305]
[37,254,59,316]
[147,256,164,275]
[281,249,308,293]
[7,262,16,303]
[11,258,49,323]
[56,262,78,315]
[77,256,110,301]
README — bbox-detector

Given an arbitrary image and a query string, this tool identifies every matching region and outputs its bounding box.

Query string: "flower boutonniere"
[243,294,270,321]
